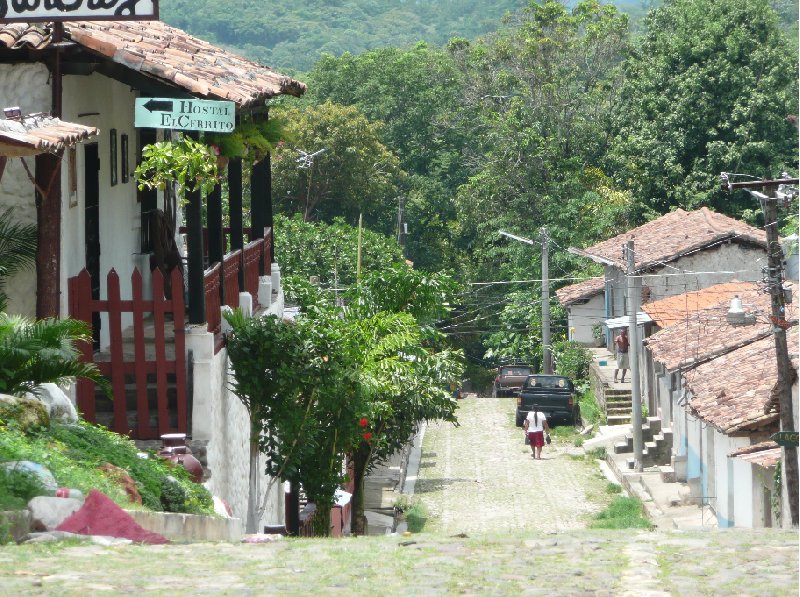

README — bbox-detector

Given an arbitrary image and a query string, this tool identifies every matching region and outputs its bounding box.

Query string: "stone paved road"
[1,529,797,595]
[414,394,610,534]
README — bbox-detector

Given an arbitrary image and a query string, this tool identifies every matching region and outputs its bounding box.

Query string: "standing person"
[523,408,550,460]
[614,327,629,383]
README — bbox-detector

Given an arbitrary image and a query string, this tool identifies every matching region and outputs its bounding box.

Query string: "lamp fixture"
[3,106,22,120]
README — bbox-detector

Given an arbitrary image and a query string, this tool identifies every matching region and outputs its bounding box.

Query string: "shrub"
[552,341,593,381]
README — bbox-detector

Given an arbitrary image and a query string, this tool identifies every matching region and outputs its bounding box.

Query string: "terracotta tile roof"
[730,442,782,468]
[555,277,604,306]
[684,331,798,434]
[0,113,98,157]
[642,281,756,328]
[0,21,306,107]
[645,285,798,371]
[569,208,767,271]
[0,22,49,50]
[729,440,779,457]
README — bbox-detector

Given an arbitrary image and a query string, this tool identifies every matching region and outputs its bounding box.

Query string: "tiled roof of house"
[684,331,798,434]
[0,113,98,157]
[569,208,767,271]
[555,277,604,306]
[0,22,50,49]
[0,21,306,107]
[642,281,756,328]
[730,442,782,468]
[644,286,798,371]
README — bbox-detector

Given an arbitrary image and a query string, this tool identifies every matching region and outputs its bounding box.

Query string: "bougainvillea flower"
[362,432,373,441]
[359,418,369,428]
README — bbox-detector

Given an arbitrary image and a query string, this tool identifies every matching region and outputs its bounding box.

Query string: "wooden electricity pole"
[725,176,799,527]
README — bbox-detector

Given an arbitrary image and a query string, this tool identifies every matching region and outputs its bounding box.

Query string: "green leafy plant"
[206,117,292,161]
[134,136,220,202]
[553,340,593,381]
[0,313,109,398]
[0,465,48,510]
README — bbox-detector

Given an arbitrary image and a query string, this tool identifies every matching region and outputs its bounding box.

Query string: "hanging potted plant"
[134,135,220,205]
[205,116,292,164]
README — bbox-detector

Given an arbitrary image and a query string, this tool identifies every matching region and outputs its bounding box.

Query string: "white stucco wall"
[567,294,604,344]
[605,243,767,318]
[189,286,286,533]
[714,432,750,527]
[61,73,142,345]
[0,63,51,317]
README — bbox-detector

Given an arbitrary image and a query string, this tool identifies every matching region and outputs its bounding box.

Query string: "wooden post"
[762,186,798,527]
[229,157,244,291]
[185,131,205,324]
[207,183,223,266]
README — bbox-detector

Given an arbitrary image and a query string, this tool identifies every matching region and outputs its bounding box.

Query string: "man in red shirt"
[613,327,629,383]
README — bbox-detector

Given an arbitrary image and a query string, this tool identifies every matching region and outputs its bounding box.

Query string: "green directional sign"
[770,431,799,447]
[135,98,235,132]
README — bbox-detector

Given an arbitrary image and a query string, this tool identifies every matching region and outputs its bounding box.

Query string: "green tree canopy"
[271,102,404,233]
[608,0,799,215]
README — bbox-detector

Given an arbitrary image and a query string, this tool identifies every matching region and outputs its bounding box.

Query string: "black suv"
[515,375,579,427]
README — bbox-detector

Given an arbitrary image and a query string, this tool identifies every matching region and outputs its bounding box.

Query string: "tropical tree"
[608,0,799,216]
[271,102,404,233]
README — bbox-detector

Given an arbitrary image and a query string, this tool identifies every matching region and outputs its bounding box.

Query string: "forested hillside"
[160,0,528,73]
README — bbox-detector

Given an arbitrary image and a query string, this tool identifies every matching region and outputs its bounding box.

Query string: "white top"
[525,410,547,433]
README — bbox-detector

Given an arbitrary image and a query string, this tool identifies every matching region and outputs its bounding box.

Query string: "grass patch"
[589,496,651,529]
[605,482,622,494]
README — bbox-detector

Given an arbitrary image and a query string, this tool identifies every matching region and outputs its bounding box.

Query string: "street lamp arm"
[498,230,536,245]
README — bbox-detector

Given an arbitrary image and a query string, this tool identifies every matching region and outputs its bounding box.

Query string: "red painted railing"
[223,250,241,309]
[204,262,222,336]
[68,267,187,439]
[243,239,263,309]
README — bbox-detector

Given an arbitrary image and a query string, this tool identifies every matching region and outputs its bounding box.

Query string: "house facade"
[643,285,799,528]
[567,208,768,344]
[0,20,306,533]
[554,276,604,345]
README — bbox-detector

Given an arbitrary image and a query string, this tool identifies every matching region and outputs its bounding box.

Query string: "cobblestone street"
[414,394,610,534]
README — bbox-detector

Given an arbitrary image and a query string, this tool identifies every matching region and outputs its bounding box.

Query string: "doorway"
[84,143,101,350]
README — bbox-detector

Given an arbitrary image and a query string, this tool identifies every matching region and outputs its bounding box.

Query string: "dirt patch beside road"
[414,395,611,534]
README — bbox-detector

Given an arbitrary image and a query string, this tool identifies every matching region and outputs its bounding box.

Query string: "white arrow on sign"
[135,98,235,133]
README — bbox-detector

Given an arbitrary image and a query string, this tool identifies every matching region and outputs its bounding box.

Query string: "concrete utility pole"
[723,175,799,526]
[625,240,644,472]
[541,227,552,374]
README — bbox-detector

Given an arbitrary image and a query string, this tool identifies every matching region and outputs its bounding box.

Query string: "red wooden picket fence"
[68,267,187,439]
[243,240,262,309]
[223,249,241,309]
[204,261,222,335]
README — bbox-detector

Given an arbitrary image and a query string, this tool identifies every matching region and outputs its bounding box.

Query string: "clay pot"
[159,434,203,483]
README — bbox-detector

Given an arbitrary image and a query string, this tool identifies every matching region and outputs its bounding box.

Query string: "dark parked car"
[515,375,580,427]
[492,365,534,397]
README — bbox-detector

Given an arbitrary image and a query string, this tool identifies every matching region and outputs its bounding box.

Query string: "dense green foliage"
[226,265,463,535]
[590,495,652,529]
[608,0,799,216]
[274,214,404,287]
[0,420,213,515]
[161,0,530,72]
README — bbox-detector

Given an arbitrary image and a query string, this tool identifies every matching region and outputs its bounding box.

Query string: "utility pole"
[541,227,552,374]
[397,195,406,257]
[723,175,798,527]
[625,239,644,472]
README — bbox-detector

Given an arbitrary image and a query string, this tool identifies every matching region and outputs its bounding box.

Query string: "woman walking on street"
[524,408,550,459]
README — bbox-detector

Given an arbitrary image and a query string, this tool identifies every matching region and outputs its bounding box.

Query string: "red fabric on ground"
[55,489,169,544]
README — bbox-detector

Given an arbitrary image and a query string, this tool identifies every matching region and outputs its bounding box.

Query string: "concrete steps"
[616,418,674,469]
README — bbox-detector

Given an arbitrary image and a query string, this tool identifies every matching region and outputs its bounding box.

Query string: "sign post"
[135,98,235,133]
[771,431,800,448]
[0,1,158,22]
